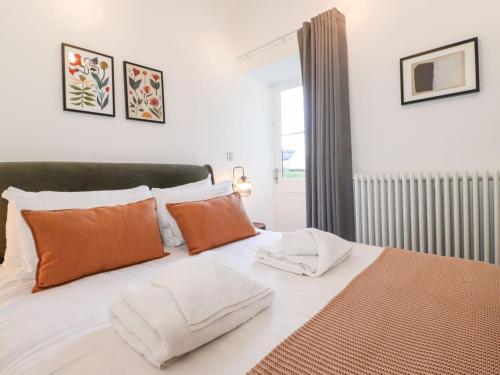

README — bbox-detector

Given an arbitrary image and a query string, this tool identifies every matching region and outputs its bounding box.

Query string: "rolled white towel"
[256,228,352,277]
[110,257,274,368]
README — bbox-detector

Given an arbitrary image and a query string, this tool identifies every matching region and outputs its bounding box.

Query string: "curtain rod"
[237,29,298,61]
[237,8,343,61]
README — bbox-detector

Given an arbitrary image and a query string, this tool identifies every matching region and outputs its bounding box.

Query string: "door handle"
[273,168,282,184]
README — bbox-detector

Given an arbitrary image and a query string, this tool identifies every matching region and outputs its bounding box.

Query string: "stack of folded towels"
[110,257,274,368]
[255,228,353,277]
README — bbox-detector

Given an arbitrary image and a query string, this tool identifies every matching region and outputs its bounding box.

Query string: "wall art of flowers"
[124,61,165,124]
[62,43,115,117]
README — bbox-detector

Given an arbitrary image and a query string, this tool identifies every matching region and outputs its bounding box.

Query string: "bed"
[0,162,377,374]
[0,162,498,375]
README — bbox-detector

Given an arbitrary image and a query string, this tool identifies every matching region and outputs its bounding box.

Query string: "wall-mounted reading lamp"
[232,166,252,197]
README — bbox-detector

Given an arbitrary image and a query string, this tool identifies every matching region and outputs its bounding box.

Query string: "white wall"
[227,0,500,174]
[0,0,274,225]
[3,0,499,228]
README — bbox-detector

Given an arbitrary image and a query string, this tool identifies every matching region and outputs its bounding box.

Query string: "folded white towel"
[281,230,317,256]
[150,257,271,331]
[109,258,274,368]
[255,228,352,277]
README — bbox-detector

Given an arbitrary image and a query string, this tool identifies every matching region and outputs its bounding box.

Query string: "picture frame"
[400,38,479,105]
[61,43,115,116]
[123,61,165,124]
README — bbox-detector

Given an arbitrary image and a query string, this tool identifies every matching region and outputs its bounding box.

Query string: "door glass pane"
[281,87,304,135]
[280,87,305,179]
[282,133,305,179]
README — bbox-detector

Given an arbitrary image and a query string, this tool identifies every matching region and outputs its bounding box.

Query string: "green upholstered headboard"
[0,162,214,262]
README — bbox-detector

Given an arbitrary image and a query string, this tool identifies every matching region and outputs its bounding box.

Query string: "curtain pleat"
[298,8,354,240]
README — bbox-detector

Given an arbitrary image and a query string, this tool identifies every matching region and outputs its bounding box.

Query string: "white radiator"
[353,171,500,265]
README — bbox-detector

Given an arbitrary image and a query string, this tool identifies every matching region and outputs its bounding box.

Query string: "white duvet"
[0,231,383,375]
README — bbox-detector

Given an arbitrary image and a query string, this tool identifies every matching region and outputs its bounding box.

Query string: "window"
[280,86,305,179]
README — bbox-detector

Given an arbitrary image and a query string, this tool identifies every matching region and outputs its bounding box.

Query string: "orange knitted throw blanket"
[249,248,500,375]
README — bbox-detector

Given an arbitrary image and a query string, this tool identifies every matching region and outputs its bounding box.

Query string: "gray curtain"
[298,8,354,240]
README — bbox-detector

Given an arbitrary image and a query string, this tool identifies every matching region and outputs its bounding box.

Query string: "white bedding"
[0,231,383,375]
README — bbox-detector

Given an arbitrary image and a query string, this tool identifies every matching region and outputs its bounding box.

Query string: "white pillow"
[170,175,212,191]
[2,201,23,268]
[1,185,152,279]
[152,181,233,247]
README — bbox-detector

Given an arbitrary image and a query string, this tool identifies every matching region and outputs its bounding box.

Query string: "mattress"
[0,231,383,375]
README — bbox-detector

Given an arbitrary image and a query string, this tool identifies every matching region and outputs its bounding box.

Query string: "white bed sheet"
[0,231,383,375]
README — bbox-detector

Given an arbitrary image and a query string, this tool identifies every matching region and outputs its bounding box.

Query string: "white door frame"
[271,78,306,231]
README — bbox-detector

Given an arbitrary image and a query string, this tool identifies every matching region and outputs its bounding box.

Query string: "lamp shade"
[235,176,252,197]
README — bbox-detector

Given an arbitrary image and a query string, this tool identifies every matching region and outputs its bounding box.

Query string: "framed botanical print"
[400,38,479,105]
[123,61,165,124]
[61,43,115,116]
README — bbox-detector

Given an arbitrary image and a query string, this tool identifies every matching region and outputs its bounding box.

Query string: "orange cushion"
[22,198,165,292]
[167,192,257,255]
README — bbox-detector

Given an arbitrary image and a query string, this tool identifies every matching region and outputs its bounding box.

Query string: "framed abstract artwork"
[123,61,165,124]
[61,43,115,116]
[400,38,479,105]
